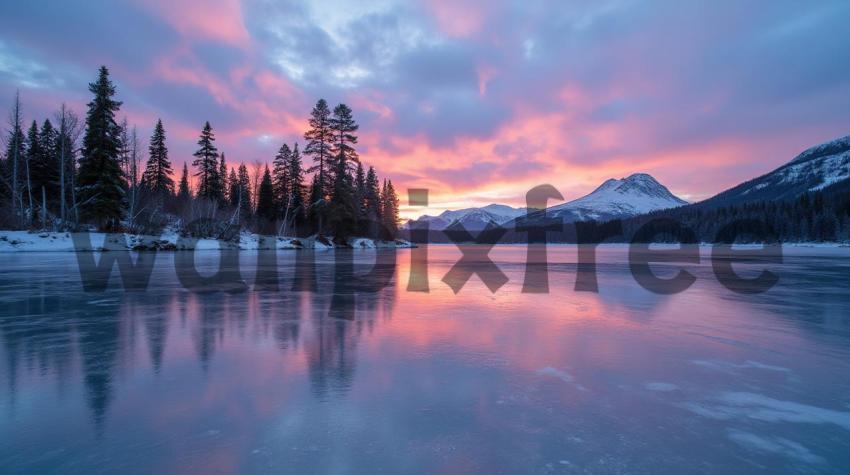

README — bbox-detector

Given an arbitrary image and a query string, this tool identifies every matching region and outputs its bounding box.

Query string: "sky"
[1,0,849,219]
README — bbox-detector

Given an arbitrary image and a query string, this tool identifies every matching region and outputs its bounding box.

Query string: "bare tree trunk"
[54,103,80,229]
[25,155,33,227]
[235,188,242,224]
[9,91,22,228]
[70,157,78,227]
[279,194,292,237]
[59,131,66,223]
[41,186,47,229]
[58,104,67,225]
[127,126,139,230]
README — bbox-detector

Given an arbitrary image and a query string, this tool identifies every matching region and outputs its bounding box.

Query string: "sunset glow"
[2,1,848,219]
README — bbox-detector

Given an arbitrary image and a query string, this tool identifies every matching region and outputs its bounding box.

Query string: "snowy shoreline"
[0,230,413,252]
[1,230,846,252]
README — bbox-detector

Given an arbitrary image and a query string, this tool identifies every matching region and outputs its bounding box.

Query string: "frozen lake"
[1,245,849,473]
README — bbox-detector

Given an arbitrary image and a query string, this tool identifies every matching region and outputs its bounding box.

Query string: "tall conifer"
[256,165,276,223]
[236,163,252,220]
[329,103,359,180]
[287,143,306,231]
[192,121,221,203]
[77,66,125,228]
[142,119,174,199]
[381,179,399,239]
[303,99,333,199]
[177,162,191,201]
[272,143,291,210]
[219,153,228,203]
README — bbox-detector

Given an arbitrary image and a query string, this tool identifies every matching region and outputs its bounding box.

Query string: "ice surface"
[1,245,849,473]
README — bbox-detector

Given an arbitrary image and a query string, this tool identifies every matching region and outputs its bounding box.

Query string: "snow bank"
[0,230,413,252]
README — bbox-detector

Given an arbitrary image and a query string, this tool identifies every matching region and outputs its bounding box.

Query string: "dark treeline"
[609,179,850,243]
[407,180,850,244]
[0,66,400,241]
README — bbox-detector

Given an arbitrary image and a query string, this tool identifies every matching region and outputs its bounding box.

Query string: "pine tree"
[177,162,191,201]
[24,120,40,220]
[256,165,276,223]
[381,179,399,239]
[286,143,306,232]
[272,143,291,211]
[307,174,324,234]
[329,103,359,181]
[354,161,366,211]
[77,66,125,229]
[322,103,361,238]
[142,119,174,200]
[35,119,58,196]
[237,163,252,220]
[228,168,239,209]
[38,119,58,159]
[0,154,7,207]
[327,152,357,239]
[33,119,59,221]
[192,121,222,203]
[219,153,228,203]
[364,167,381,219]
[353,161,366,233]
[364,166,382,236]
[303,99,333,199]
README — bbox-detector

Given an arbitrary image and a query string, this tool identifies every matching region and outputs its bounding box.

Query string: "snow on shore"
[2,230,844,252]
[0,230,413,252]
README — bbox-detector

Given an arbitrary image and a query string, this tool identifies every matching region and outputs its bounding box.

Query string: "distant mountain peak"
[575,173,685,204]
[408,203,526,231]
[545,172,687,222]
[624,173,663,187]
[615,173,683,200]
[408,173,687,231]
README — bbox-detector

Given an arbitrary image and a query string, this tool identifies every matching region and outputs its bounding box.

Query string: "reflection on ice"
[1,246,849,473]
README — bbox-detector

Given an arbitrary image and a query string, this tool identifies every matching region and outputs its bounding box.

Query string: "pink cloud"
[423,0,489,38]
[348,92,394,121]
[133,0,251,47]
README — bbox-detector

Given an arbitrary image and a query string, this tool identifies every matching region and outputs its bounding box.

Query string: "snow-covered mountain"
[407,203,526,231]
[501,173,687,230]
[698,134,850,207]
[406,173,686,231]
[543,173,688,223]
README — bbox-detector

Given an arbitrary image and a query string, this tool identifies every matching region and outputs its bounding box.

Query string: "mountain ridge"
[695,134,850,208]
[407,173,687,231]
